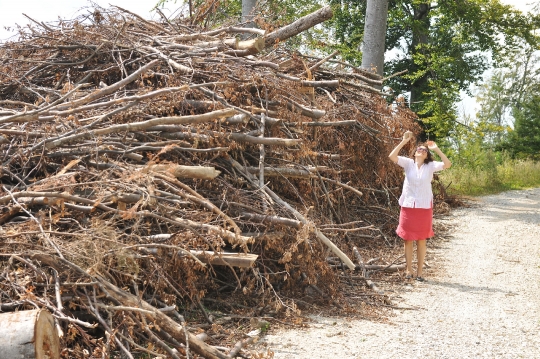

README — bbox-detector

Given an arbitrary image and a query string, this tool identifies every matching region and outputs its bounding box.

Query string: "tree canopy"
[330,0,539,139]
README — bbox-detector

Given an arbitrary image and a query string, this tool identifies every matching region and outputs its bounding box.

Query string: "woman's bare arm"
[389,131,412,164]
[427,141,452,169]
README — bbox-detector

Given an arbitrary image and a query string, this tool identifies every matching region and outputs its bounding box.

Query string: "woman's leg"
[416,239,427,277]
[404,240,414,276]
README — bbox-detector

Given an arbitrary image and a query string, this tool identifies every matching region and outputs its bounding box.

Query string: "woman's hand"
[403,131,413,142]
[427,140,452,169]
[390,131,413,163]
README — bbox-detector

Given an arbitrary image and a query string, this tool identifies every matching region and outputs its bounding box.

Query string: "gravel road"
[260,188,540,358]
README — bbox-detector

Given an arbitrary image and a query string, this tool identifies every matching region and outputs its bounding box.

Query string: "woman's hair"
[412,143,434,164]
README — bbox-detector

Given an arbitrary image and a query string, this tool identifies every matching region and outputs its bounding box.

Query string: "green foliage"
[328,0,366,64]
[154,0,321,32]
[329,0,536,141]
[440,110,539,196]
[475,41,540,159]
[499,92,540,160]
[441,156,540,196]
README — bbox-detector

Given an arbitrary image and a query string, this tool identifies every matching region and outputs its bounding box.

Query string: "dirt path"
[260,188,540,358]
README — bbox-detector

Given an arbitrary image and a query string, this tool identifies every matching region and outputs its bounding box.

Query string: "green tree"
[330,0,538,140]
[475,40,540,154]
[155,0,321,30]
[500,90,540,159]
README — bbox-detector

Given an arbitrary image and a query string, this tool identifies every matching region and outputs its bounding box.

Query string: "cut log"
[0,309,60,359]
[363,264,406,272]
[229,133,302,146]
[264,6,333,48]
[342,80,391,97]
[286,98,325,119]
[190,251,258,268]
[145,164,221,180]
[141,248,258,268]
[244,166,330,178]
[305,120,357,127]
[274,73,339,88]
[240,212,303,229]
[224,114,249,124]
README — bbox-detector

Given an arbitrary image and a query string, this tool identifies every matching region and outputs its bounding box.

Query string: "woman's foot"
[416,276,425,282]
[405,273,413,280]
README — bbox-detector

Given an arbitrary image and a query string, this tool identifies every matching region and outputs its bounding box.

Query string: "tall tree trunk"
[361,0,389,82]
[242,0,257,28]
[409,3,431,113]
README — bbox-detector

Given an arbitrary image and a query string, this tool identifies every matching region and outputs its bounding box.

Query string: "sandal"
[405,274,413,280]
[415,276,425,282]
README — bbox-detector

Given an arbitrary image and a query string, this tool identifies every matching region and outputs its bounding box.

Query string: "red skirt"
[396,206,434,241]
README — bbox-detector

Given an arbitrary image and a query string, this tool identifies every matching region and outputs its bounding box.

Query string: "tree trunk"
[361,0,389,81]
[409,3,431,113]
[0,309,60,359]
[264,6,333,48]
[242,0,257,28]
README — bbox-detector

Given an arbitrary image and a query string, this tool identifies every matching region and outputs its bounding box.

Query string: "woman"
[388,131,452,281]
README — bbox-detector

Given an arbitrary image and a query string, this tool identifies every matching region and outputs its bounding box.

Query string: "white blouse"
[397,156,445,209]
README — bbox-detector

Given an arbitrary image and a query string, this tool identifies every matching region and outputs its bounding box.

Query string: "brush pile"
[0,4,421,358]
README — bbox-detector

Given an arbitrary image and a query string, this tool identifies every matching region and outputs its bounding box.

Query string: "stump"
[0,309,60,359]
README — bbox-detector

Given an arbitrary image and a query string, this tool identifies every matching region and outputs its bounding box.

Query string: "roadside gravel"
[259,188,540,358]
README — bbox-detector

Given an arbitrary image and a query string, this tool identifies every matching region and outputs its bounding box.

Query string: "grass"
[440,158,540,196]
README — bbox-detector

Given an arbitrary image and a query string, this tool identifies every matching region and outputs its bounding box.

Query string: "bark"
[409,3,431,112]
[305,120,357,127]
[228,133,302,146]
[190,251,259,268]
[240,212,303,229]
[352,247,385,294]
[363,264,406,272]
[145,164,221,180]
[361,0,389,80]
[286,98,326,119]
[244,166,329,179]
[242,0,258,27]
[275,73,339,87]
[264,6,333,48]
[341,80,391,96]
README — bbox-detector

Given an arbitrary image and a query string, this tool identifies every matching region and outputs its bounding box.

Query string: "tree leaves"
[328,0,536,139]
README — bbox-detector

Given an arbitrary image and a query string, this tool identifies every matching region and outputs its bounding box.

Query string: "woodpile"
[0,4,420,359]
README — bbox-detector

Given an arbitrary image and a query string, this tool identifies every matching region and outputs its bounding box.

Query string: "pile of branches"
[0,4,420,359]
